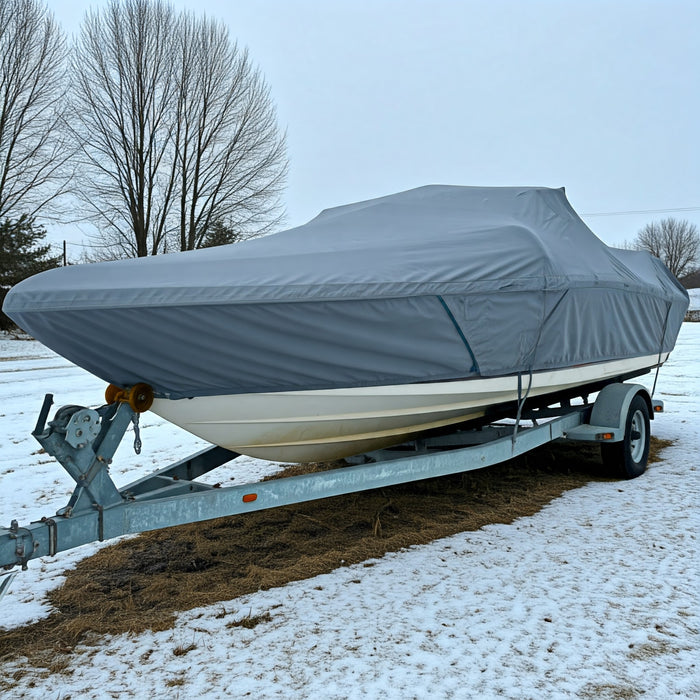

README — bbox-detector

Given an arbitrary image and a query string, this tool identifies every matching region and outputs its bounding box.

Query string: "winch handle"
[33,394,54,436]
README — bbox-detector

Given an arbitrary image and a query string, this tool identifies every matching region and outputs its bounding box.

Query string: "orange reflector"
[242,493,257,503]
[596,432,614,441]
[654,405,663,412]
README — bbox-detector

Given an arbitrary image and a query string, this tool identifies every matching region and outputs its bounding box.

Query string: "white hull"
[150,354,664,462]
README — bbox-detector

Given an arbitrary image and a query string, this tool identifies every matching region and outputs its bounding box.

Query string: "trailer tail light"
[596,432,615,441]
[242,493,257,503]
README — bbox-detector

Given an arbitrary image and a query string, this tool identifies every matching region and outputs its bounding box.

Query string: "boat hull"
[150,353,665,462]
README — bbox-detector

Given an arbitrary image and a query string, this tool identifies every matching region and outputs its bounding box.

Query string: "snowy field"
[0,324,698,699]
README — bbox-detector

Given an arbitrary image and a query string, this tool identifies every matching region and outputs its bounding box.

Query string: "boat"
[3,186,689,462]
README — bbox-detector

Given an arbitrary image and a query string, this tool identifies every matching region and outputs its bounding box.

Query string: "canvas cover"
[3,186,689,399]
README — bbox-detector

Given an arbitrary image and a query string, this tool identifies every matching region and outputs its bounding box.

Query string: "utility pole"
[63,240,67,266]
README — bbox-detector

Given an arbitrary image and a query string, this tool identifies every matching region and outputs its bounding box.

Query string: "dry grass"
[648,436,673,463]
[580,683,643,700]
[227,610,273,629]
[172,642,197,657]
[0,436,672,668]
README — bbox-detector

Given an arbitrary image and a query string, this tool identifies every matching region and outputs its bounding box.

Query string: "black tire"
[600,394,650,479]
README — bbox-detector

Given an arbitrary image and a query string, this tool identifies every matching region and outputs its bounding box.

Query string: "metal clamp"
[41,517,58,556]
[8,520,39,570]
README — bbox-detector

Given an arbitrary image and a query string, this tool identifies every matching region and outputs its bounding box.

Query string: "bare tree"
[634,217,699,279]
[69,0,287,258]
[69,0,178,257]
[172,14,286,251]
[0,0,70,219]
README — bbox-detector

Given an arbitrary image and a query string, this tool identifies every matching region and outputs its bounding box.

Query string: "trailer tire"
[600,394,650,479]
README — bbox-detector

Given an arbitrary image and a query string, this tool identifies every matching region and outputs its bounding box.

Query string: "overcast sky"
[49,0,699,251]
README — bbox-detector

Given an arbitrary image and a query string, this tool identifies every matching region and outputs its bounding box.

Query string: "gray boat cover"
[3,186,689,399]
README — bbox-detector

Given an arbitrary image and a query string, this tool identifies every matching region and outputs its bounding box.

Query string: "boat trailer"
[0,382,661,601]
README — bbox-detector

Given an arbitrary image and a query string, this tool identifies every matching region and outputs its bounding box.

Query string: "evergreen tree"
[200,219,244,248]
[0,215,61,330]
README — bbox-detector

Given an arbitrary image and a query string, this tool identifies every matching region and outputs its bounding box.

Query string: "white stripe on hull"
[150,354,664,462]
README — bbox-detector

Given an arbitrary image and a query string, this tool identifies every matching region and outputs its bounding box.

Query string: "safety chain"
[132,412,142,455]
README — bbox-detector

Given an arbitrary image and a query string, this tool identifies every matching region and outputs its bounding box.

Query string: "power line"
[62,240,93,248]
[582,206,700,217]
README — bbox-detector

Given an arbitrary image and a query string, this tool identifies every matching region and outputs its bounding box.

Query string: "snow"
[1,326,698,698]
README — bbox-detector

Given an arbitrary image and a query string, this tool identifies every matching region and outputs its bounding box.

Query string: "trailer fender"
[563,383,652,443]
[589,383,652,430]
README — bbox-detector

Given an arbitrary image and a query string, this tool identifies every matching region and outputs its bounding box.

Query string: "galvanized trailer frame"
[0,382,660,600]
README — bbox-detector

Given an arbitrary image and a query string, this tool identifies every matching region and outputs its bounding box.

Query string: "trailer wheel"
[600,394,650,479]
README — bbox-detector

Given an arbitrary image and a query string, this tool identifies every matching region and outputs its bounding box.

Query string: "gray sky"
[49,0,699,251]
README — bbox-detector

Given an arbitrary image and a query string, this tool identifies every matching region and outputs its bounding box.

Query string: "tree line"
[0,0,287,260]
